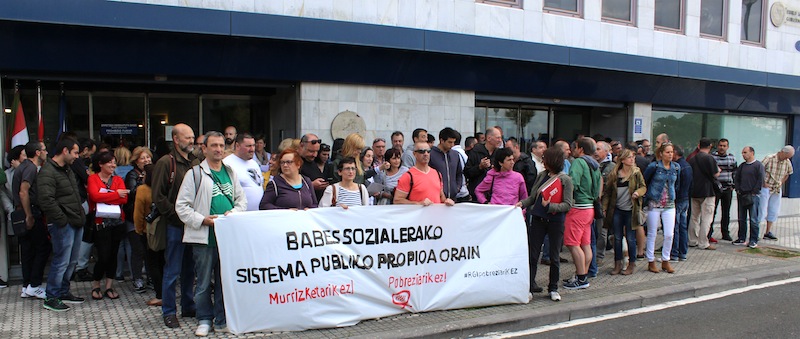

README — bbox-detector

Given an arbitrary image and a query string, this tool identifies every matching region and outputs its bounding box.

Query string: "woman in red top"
[87,151,129,300]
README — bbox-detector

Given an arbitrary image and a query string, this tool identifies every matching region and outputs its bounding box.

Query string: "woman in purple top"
[260,149,318,210]
[475,148,528,205]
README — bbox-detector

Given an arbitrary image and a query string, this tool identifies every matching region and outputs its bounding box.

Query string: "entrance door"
[552,107,590,142]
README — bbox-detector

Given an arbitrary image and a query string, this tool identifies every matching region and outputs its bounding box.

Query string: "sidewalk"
[2,217,800,338]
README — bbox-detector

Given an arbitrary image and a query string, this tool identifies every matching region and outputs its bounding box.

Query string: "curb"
[355,264,800,339]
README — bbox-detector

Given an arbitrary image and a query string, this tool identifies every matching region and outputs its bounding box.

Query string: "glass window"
[654,0,685,32]
[741,0,765,44]
[475,105,549,152]
[202,95,257,135]
[700,0,727,38]
[476,0,523,9]
[653,110,786,164]
[603,0,636,24]
[93,93,146,149]
[544,0,583,16]
[2,83,89,148]
[148,94,200,150]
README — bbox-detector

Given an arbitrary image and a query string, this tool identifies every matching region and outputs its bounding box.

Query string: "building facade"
[1,1,799,205]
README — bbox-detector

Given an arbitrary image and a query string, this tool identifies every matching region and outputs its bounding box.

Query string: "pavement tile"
[2,218,800,337]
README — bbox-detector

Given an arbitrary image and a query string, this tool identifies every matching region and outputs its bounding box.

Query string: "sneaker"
[763,232,778,240]
[709,237,718,243]
[61,293,85,304]
[26,285,47,300]
[527,292,533,302]
[195,324,211,337]
[562,275,577,284]
[732,239,746,246]
[43,298,70,312]
[678,257,687,261]
[164,315,181,328]
[21,287,31,298]
[563,278,590,290]
[531,283,543,293]
[115,275,125,282]
[669,257,679,262]
[215,325,229,333]
[133,279,147,294]
[0,278,7,288]
[721,235,733,241]
[549,291,562,301]
[748,242,759,249]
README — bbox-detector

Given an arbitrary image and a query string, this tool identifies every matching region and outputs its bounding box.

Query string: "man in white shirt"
[222,133,262,211]
[531,140,546,174]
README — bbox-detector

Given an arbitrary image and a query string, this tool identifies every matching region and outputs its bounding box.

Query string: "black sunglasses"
[305,139,322,145]
[414,149,431,154]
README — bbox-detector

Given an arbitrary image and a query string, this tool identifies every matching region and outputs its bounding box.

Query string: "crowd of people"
[0,122,795,336]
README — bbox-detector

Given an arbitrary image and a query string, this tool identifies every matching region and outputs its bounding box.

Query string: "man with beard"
[152,123,199,328]
[223,126,237,155]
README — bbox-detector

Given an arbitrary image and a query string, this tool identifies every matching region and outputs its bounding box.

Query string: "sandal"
[91,288,103,300]
[104,288,119,300]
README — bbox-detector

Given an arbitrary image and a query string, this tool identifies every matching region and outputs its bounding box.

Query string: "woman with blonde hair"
[332,133,366,184]
[601,149,646,275]
[114,146,133,177]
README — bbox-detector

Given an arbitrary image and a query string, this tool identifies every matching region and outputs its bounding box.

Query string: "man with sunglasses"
[298,134,328,200]
[394,142,455,207]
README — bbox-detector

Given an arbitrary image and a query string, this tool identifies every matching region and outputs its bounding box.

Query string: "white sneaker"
[195,324,211,337]
[21,286,31,298]
[26,285,47,299]
[215,325,229,333]
[550,291,562,301]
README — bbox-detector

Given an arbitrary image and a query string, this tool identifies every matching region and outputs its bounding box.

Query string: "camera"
[145,203,161,223]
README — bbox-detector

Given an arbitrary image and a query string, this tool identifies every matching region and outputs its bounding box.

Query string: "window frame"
[601,0,637,26]
[740,0,767,47]
[699,0,729,41]
[654,0,686,34]
[543,0,584,18]
[477,0,523,9]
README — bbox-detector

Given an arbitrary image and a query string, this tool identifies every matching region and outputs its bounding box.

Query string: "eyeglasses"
[304,139,322,145]
[414,149,431,154]
[341,167,357,172]
[280,160,295,166]
[373,138,386,144]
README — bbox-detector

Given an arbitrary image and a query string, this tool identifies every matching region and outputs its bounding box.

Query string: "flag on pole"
[8,89,29,149]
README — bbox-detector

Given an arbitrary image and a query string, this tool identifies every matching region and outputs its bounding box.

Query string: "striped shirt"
[320,183,368,207]
[762,153,793,194]
[712,152,737,189]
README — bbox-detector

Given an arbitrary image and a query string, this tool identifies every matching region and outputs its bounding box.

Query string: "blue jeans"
[737,193,761,244]
[193,245,225,327]
[46,223,83,299]
[612,209,636,262]
[671,199,689,260]
[588,220,597,276]
[162,225,196,317]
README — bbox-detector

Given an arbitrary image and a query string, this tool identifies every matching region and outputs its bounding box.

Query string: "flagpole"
[37,80,43,142]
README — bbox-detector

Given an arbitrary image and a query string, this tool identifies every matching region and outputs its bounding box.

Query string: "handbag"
[738,192,754,208]
[587,159,604,219]
[147,215,167,252]
[636,206,648,225]
[10,210,27,237]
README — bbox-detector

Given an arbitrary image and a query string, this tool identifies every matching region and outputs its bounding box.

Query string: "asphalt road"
[514,280,800,338]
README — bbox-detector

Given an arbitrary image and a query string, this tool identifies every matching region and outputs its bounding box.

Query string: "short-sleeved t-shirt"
[12,159,38,209]
[395,167,442,203]
[208,168,235,247]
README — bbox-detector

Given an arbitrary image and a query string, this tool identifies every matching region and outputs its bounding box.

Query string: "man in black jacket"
[38,138,85,311]
[506,138,537,193]
[429,128,463,200]
[465,127,502,201]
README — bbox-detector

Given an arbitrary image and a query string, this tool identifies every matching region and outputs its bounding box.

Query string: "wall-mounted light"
[160,120,167,125]
[4,108,11,114]
[138,124,144,128]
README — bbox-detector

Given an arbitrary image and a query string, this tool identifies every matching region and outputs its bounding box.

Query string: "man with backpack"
[176,131,247,336]
[152,123,199,328]
[394,141,455,207]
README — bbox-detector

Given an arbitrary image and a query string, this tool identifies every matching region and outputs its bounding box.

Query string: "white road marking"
[481,277,800,338]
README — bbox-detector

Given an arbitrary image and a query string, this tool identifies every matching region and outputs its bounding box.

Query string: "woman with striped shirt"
[320,157,369,209]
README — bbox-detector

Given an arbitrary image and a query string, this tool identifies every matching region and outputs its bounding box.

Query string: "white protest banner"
[214,204,530,334]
